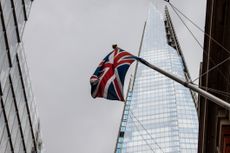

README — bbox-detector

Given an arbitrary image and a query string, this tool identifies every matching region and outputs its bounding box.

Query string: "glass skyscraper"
[0,0,42,153]
[115,5,198,153]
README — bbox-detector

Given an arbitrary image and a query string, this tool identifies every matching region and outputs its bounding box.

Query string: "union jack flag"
[90,47,136,101]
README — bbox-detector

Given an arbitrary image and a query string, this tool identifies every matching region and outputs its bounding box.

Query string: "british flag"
[90,47,136,101]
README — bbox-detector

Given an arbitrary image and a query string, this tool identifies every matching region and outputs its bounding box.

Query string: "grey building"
[115,4,198,153]
[0,0,42,153]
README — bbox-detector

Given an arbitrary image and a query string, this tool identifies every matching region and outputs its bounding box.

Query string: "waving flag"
[90,45,136,101]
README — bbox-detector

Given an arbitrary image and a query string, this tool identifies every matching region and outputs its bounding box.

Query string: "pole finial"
[112,44,118,49]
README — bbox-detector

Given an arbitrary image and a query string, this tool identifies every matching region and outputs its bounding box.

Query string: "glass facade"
[115,5,198,153]
[0,0,42,153]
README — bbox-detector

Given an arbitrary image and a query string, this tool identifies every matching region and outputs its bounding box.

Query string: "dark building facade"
[0,0,42,153]
[198,0,230,152]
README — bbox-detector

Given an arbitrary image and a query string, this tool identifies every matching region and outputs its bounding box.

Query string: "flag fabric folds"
[90,47,136,101]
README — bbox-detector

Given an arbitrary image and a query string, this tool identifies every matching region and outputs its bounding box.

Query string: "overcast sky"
[23,0,206,153]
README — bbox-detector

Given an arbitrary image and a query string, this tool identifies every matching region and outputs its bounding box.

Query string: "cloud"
[23,0,206,152]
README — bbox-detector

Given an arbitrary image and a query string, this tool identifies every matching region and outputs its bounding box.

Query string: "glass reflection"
[116,5,198,153]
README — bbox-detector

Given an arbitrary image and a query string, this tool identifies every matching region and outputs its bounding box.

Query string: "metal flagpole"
[113,23,147,153]
[137,58,230,110]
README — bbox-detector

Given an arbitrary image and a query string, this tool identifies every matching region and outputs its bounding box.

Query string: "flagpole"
[113,22,147,153]
[137,58,230,109]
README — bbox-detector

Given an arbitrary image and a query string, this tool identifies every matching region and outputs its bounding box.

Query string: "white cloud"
[23,0,206,152]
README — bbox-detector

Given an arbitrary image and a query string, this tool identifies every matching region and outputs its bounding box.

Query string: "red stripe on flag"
[114,78,124,101]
